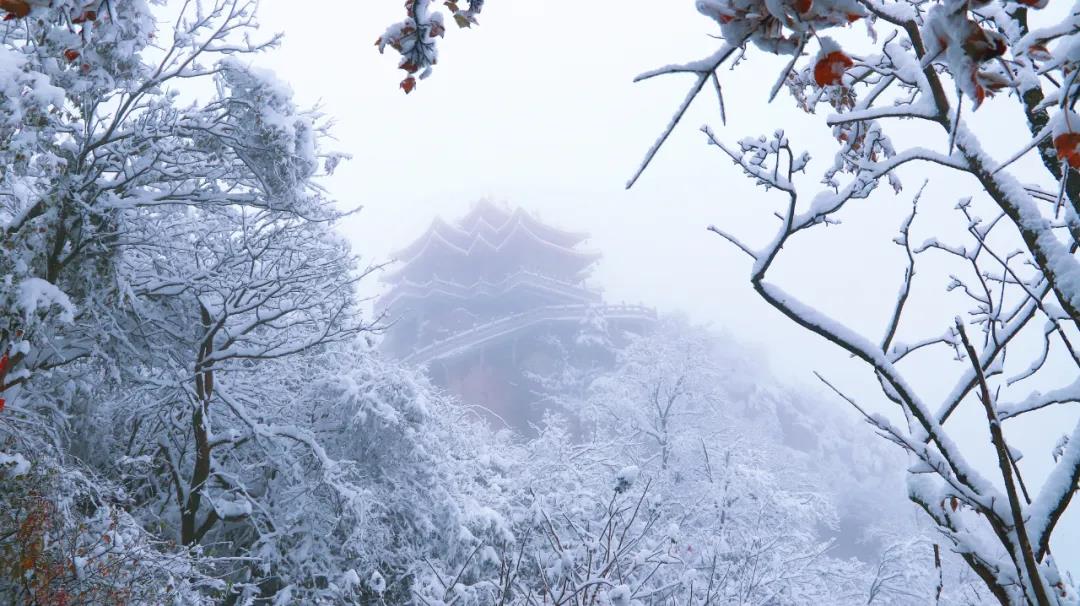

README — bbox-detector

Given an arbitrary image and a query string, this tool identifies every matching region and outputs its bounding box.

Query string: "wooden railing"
[380,271,601,311]
[402,304,656,365]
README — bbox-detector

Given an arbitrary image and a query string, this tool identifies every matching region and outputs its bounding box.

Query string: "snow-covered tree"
[414,413,874,605]
[406,318,990,605]
[572,318,990,604]
[582,319,727,472]
[0,1,378,602]
[618,1,1080,604]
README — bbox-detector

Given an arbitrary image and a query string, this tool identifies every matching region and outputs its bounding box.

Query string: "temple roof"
[383,201,600,285]
[389,200,594,266]
[378,202,657,365]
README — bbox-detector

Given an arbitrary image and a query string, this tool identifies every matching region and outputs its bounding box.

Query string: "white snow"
[0,451,30,477]
[17,278,76,323]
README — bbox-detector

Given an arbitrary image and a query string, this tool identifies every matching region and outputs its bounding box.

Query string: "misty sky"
[253,2,893,376]
[248,2,1079,568]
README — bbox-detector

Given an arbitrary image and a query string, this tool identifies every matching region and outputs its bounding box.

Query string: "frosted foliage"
[2,0,1076,603]
[595,0,1080,604]
[403,320,991,605]
[379,0,1080,602]
[0,0,364,602]
[377,0,485,92]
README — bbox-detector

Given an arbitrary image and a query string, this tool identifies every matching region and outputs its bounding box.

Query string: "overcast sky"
[248,1,1079,568]
[251,2,895,372]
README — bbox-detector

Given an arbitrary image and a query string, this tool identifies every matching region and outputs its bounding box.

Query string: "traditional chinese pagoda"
[378,199,655,428]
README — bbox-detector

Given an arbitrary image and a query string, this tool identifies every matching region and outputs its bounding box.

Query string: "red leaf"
[793,0,812,14]
[400,76,416,94]
[814,50,854,87]
[972,81,986,109]
[1027,43,1052,61]
[1054,132,1080,169]
[0,0,30,18]
[64,49,80,62]
[962,27,1006,63]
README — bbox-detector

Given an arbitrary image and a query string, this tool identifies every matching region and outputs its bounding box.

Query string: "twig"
[955,320,1050,606]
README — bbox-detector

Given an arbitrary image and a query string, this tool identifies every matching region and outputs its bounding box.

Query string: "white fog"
[0,0,1077,604]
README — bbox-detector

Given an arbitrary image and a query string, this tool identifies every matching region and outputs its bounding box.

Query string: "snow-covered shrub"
[0,434,210,604]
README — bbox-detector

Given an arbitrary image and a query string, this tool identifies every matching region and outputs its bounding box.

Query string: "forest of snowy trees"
[0,0,1077,604]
